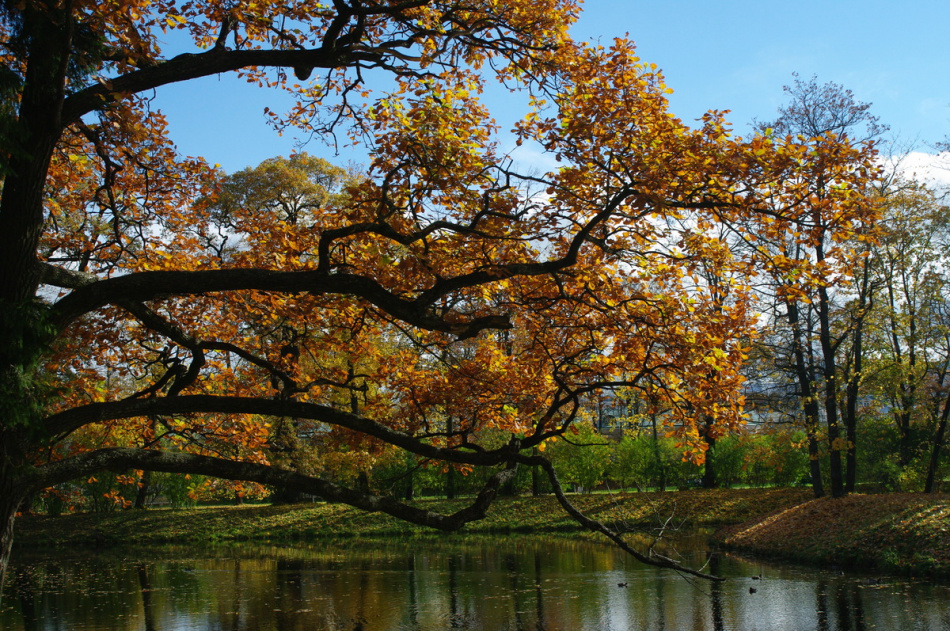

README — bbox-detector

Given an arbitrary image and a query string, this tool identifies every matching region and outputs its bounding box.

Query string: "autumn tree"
[748,76,883,497]
[0,0,878,594]
[863,181,950,488]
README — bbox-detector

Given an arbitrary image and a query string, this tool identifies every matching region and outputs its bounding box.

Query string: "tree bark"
[0,6,70,305]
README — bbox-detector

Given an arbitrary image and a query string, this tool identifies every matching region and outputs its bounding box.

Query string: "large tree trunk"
[786,300,824,498]
[0,10,73,605]
[0,6,70,305]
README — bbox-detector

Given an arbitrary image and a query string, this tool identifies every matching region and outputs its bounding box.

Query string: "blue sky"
[154,0,950,174]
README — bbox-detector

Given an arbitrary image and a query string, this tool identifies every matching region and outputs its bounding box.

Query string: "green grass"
[19,487,950,578]
[15,488,810,547]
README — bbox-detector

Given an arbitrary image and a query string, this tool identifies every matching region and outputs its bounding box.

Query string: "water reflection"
[3,535,950,630]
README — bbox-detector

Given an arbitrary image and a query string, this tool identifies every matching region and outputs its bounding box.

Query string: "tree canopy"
[0,0,879,589]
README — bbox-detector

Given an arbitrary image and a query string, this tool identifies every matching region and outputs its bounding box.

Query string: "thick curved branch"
[42,395,519,467]
[27,447,518,531]
[49,269,511,337]
[39,262,97,289]
[61,46,376,125]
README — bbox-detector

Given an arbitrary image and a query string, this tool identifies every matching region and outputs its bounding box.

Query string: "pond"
[2,533,950,630]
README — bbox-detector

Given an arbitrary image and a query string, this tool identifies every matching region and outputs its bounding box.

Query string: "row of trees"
[721,77,950,498]
[40,427,809,512]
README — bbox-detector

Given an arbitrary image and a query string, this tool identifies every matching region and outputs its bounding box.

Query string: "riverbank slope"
[14,488,950,577]
[715,492,950,578]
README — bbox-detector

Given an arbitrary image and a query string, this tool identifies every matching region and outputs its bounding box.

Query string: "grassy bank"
[15,488,950,578]
[715,493,950,578]
[15,488,809,547]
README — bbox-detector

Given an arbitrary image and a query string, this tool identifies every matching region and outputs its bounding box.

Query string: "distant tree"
[862,182,950,489]
[750,75,884,497]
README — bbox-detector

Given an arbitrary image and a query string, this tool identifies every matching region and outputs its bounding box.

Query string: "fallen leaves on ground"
[717,493,950,577]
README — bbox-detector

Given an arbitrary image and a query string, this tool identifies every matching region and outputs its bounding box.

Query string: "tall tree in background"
[0,0,878,594]
[865,181,950,488]
[751,75,884,497]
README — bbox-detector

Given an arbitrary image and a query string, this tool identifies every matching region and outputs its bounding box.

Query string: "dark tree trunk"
[807,428,824,499]
[357,470,370,495]
[0,11,73,602]
[702,416,717,489]
[134,469,152,509]
[0,6,71,306]
[500,467,518,496]
[816,282,844,498]
[445,415,457,499]
[925,394,950,493]
[787,300,824,498]
[531,448,542,496]
[404,469,414,501]
[844,412,858,494]
[842,261,871,493]
[895,406,915,469]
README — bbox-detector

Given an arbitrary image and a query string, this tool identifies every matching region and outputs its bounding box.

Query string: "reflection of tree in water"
[12,567,38,631]
[654,566,667,631]
[708,555,724,631]
[817,579,830,631]
[534,551,547,631]
[448,553,461,629]
[504,552,524,629]
[406,554,421,630]
[834,580,868,631]
[353,558,369,631]
[135,564,156,631]
[6,540,950,630]
[275,559,305,631]
[816,578,871,631]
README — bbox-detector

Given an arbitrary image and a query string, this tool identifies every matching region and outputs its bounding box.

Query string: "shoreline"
[13,488,950,578]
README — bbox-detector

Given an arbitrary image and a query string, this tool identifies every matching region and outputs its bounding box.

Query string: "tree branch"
[41,395,520,467]
[528,454,724,581]
[27,447,517,531]
[61,46,377,126]
[49,268,512,338]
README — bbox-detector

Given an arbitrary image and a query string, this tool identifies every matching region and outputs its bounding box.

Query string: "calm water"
[3,533,950,630]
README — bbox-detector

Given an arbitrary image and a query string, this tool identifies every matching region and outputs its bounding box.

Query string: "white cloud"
[892,151,950,189]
